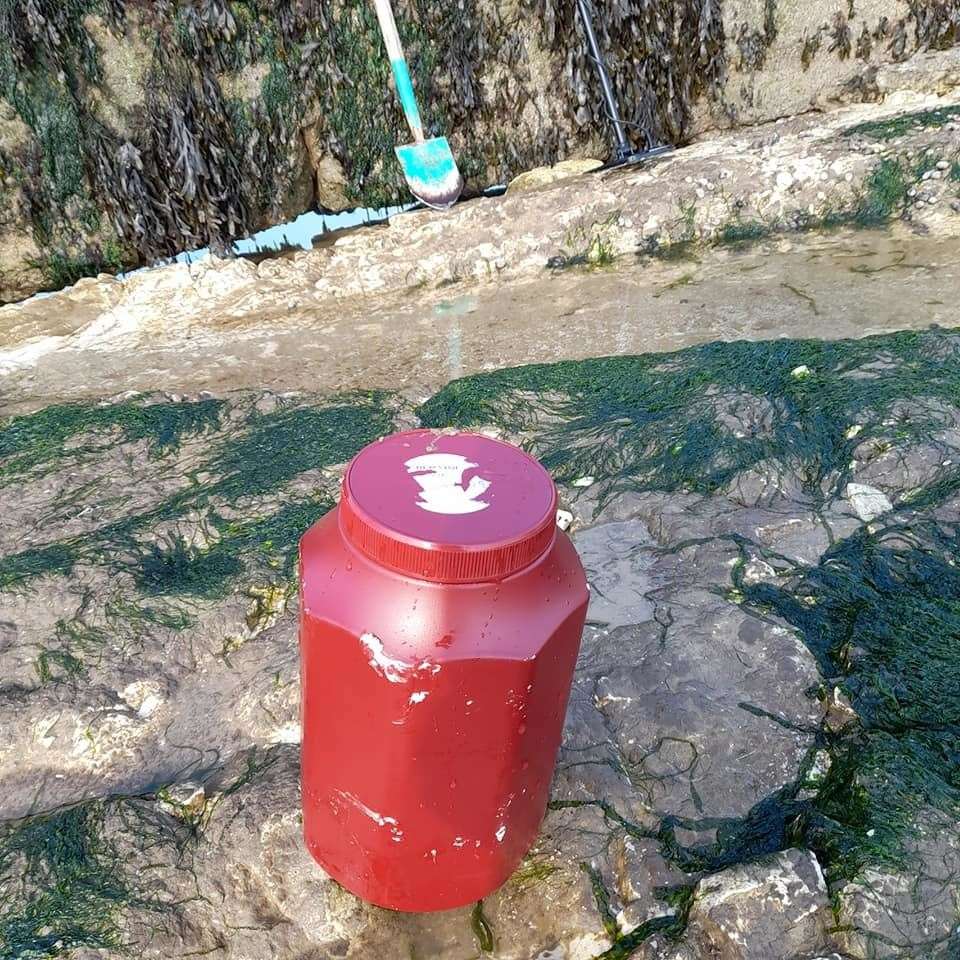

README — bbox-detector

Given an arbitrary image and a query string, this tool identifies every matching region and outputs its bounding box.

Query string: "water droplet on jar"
[518,723,527,735]
[345,560,353,571]
[449,780,457,790]
[522,761,530,771]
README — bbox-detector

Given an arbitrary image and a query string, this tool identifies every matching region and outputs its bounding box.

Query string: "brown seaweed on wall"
[523,0,727,151]
[0,0,957,291]
[909,0,960,51]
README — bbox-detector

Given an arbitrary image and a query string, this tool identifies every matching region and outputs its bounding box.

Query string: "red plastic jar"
[299,429,588,912]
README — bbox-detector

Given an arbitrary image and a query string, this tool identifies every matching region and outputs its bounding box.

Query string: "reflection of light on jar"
[448,315,462,380]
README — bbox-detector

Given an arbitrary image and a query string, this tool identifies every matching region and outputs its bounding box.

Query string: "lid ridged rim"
[338,438,558,584]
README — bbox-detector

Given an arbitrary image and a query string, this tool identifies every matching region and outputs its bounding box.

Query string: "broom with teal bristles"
[372,0,464,210]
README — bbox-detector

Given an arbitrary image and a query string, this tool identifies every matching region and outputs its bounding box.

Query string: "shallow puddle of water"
[0,226,957,414]
[574,521,656,629]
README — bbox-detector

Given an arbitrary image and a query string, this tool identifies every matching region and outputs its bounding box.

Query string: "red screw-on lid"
[339,430,558,583]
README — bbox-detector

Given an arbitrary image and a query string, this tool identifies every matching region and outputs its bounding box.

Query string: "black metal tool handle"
[575,0,632,161]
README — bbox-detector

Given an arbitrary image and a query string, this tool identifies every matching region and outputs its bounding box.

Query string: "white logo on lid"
[405,453,491,515]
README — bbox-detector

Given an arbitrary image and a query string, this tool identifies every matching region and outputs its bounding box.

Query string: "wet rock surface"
[4,323,960,957]
[835,812,960,960]
[4,223,960,420]
[680,849,833,960]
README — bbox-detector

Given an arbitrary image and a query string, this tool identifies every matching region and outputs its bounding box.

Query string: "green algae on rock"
[4,326,960,955]
[0,390,392,594]
[747,520,960,886]
[0,397,224,484]
[0,799,178,958]
[0,388,395,811]
[421,327,960,953]
[419,328,960,507]
[845,103,960,141]
[0,745,291,960]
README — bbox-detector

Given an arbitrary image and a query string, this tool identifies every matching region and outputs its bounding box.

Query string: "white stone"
[567,934,613,960]
[845,483,894,522]
[158,781,206,820]
[271,721,302,744]
[120,680,164,718]
[742,559,777,585]
[33,717,58,749]
[137,694,164,719]
[776,171,794,191]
